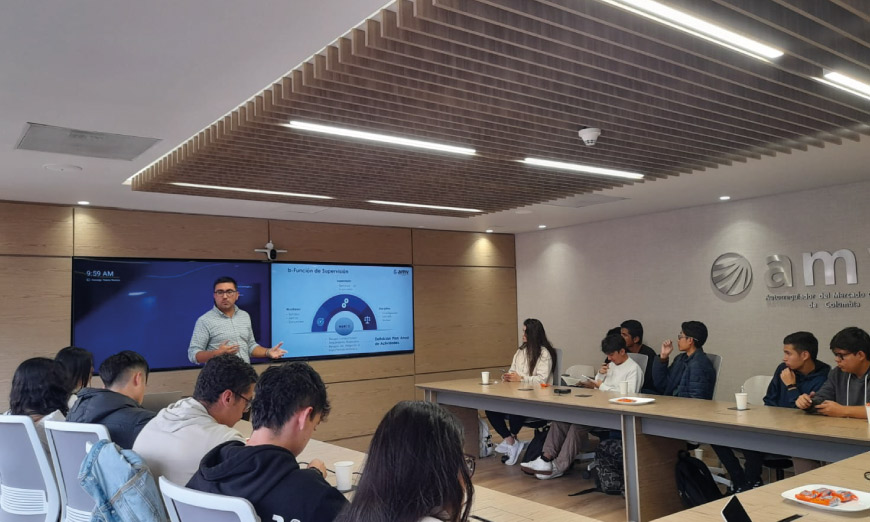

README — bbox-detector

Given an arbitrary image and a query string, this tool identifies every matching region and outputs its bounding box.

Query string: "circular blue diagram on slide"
[311,294,378,332]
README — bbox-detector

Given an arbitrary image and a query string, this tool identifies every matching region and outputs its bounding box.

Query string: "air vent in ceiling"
[543,193,627,208]
[16,123,160,161]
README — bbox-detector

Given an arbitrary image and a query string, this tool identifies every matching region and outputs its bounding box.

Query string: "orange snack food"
[616,398,636,403]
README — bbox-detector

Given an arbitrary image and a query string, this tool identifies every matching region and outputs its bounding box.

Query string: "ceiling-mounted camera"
[578,127,601,146]
[254,241,286,261]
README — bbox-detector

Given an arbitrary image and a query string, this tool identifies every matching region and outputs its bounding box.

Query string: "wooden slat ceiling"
[133,0,870,217]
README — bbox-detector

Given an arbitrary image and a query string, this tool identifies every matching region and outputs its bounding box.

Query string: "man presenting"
[188,276,286,364]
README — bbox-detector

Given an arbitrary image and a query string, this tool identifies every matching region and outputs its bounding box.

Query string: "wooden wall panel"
[414,366,511,400]
[0,202,73,256]
[414,266,518,374]
[269,221,412,264]
[309,353,414,383]
[0,256,71,411]
[329,434,374,453]
[413,230,515,267]
[315,376,415,441]
[74,208,267,259]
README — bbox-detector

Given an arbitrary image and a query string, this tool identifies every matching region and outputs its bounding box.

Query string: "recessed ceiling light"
[485,229,494,233]
[284,121,476,156]
[77,201,90,205]
[43,163,83,172]
[170,182,333,200]
[538,225,547,229]
[367,200,482,213]
[522,158,644,180]
[816,71,870,102]
[719,196,731,201]
[600,0,782,61]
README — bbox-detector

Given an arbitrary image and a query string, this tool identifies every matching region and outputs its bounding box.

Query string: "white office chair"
[552,348,563,385]
[706,353,723,398]
[743,375,770,406]
[159,476,261,522]
[44,420,111,522]
[626,352,648,377]
[0,415,61,522]
[560,364,596,386]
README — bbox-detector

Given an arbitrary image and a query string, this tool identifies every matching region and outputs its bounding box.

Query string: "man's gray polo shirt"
[188,305,258,363]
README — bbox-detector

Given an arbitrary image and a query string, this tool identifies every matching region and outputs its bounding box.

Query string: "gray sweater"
[814,367,869,407]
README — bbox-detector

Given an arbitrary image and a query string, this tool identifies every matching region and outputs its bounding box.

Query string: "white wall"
[517,180,870,400]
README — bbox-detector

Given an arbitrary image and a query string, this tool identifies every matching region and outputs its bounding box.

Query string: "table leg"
[623,415,684,521]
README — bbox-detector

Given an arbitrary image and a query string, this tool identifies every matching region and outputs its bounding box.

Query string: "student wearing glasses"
[188,276,286,364]
[797,326,870,418]
[335,401,474,522]
[133,354,258,485]
[652,321,716,400]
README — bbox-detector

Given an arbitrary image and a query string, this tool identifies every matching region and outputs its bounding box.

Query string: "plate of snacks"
[781,485,870,512]
[608,397,655,405]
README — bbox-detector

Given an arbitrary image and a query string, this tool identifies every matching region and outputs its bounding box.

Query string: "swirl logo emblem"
[711,253,753,296]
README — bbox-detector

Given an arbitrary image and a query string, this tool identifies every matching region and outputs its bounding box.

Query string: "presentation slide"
[271,263,414,359]
[73,258,270,372]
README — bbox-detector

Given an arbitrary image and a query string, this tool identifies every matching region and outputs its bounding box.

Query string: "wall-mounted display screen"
[72,258,270,372]
[270,263,414,359]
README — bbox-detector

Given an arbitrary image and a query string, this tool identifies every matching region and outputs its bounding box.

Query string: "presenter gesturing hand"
[265,342,287,359]
[217,341,240,356]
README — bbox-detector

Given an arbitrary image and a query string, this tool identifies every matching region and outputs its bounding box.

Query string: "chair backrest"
[44,420,110,522]
[626,352,648,373]
[0,415,61,521]
[706,353,723,397]
[551,348,563,385]
[743,375,772,406]
[141,391,185,413]
[561,364,597,385]
[159,476,260,522]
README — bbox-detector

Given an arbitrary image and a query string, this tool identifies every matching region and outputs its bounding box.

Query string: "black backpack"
[520,424,550,463]
[675,449,722,507]
[571,438,624,497]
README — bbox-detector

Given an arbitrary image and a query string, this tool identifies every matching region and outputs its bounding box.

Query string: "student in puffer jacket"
[652,320,716,400]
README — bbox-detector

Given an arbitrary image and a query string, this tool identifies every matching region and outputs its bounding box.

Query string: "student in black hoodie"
[187,362,347,522]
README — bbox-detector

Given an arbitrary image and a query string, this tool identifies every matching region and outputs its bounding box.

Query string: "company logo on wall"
[712,248,868,310]
[711,253,753,296]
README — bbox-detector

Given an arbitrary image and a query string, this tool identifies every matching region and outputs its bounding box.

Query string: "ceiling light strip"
[171,182,333,200]
[522,158,644,180]
[817,71,870,102]
[367,200,482,213]
[284,121,476,156]
[599,0,783,61]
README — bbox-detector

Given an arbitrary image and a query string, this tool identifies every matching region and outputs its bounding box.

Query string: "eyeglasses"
[832,351,853,361]
[234,392,253,412]
[677,334,692,341]
[463,454,476,477]
[214,290,238,297]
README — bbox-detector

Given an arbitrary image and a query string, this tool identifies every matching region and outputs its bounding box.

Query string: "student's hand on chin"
[779,368,796,386]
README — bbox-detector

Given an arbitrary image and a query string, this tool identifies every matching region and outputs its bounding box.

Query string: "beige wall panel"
[413,230,515,267]
[0,256,71,411]
[74,208,267,259]
[269,221,412,264]
[415,267,518,374]
[316,376,414,442]
[414,366,511,400]
[90,369,202,397]
[0,202,73,256]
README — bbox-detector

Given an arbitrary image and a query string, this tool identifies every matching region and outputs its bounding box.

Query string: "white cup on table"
[481,371,490,384]
[618,380,629,396]
[865,403,870,427]
[334,460,354,492]
[735,392,749,410]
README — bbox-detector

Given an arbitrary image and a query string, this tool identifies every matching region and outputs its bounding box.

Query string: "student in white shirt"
[521,334,642,479]
[334,401,474,522]
[485,318,557,465]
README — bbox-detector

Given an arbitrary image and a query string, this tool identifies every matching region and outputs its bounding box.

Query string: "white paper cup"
[865,403,870,426]
[693,448,704,460]
[618,381,629,396]
[334,460,354,492]
[735,392,749,410]
[481,371,490,384]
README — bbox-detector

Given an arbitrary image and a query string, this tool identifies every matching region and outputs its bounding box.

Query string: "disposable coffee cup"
[481,371,490,384]
[735,392,749,410]
[334,460,354,492]
[865,403,870,427]
[618,381,629,396]
[693,448,704,460]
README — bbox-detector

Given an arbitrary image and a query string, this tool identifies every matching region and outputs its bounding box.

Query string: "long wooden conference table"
[417,378,870,522]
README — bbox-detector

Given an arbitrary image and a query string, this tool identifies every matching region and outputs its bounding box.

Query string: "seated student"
[522,334,642,480]
[187,362,347,522]
[133,354,258,485]
[485,318,556,465]
[55,346,93,409]
[5,357,70,455]
[334,401,474,522]
[620,319,661,394]
[67,350,156,449]
[652,321,716,400]
[797,326,870,418]
[712,331,830,492]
